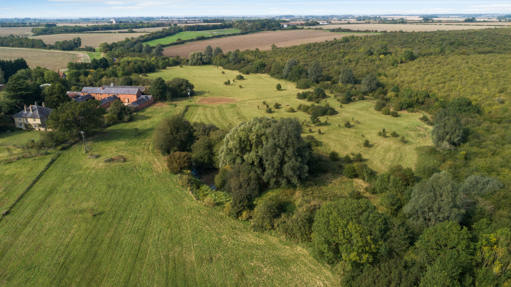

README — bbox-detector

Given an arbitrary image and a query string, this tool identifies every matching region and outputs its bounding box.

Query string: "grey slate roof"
[130,95,153,107]
[99,95,119,106]
[12,105,52,119]
[81,87,140,95]
[74,94,94,103]
[101,85,145,92]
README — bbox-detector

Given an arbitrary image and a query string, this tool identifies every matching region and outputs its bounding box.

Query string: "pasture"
[144,28,241,46]
[163,29,376,58]
[0,105,335,286]
[312,23,509,32]
[146,66,432,172]
[0,47,89,71]
[30,33,146,48]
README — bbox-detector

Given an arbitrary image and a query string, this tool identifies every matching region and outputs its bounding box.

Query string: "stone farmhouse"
[12,103,52,131]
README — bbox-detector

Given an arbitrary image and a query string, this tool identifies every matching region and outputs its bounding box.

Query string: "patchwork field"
[30,33,146,48]
[312,23,509,32]
[163,30,376,58]
[147,66,432,172]
[144,28,241,46]
[0,105,335,286]
[0,47,89,70]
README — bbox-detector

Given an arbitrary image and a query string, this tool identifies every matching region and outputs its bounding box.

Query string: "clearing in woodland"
[0,47,89,70]
[163,30,377,58]
[147,66,432,172]
[144,28,241,46]
[0,104,335,286]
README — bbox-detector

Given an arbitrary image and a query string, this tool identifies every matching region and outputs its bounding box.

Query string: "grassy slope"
[143,29,241,46]
[147,66,432,172]
[0,105,335,286]
[86,51,103,60]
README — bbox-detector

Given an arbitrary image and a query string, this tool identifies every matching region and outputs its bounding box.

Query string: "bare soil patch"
[198,97,238,104]
[163,30,366,58]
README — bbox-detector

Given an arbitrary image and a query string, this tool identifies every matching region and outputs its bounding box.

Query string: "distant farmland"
[144,28,241,46]
[310,23,509,32]
[30,33,146,48]
[163,30,375,58]
[0,27,35,37]
[0,47,89,71]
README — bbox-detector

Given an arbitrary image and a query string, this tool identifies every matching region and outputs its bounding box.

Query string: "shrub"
[204,196,216,207]
[432,108,464,150]
[273,102,281,109]
[305,135,322,147]
[224,79,230,85]
[296,79,313,89]
[382,107,391,115]
[266,107,272,113]
[252,197,280,231]
[329,151,340,161]
[278,202,321,242]
[344,155,353,163]
[344,121,352,128]
[391,131,399,137]
[353,153,363,162]
[276,83,282,90]
[343,164,358,178]
[390,111,399,117]
[374,100,386,111]
[285,107,296,113]
[363,139,370,147]
[166,151,192,174]
[235,74,244,80]
[153,114,195,155]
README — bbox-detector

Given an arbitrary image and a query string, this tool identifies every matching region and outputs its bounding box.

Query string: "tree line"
[31,22,171,36]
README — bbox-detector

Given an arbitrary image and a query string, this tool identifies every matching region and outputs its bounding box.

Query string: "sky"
[1,0,511,19]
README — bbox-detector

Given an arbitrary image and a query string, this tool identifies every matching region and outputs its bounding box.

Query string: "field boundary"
[150,30,250,48]
[0,153,60,221]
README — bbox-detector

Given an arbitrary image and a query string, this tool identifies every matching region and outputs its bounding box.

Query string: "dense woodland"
[1,26,511,286]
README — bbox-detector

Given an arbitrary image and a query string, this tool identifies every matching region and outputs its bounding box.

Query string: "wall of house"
[14,117,48,131]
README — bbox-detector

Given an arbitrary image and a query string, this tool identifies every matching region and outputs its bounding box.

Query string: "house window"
[18,117,21,121]
[19,123,23,128]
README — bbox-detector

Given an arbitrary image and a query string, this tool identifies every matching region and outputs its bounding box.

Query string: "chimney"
[101,86,104,90]
[24,105,27,113]
[42,102,45,107]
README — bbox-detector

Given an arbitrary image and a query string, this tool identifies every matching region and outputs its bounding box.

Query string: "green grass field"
[0,105,335,286]
[86,51,103,60]
[147,66,433,172]
[144,29,241,47]
[0,47,89,71]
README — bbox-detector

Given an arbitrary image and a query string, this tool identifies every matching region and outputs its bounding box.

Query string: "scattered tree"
[432,108,464,150]
[166,151,192,173]
[153,114,195,155]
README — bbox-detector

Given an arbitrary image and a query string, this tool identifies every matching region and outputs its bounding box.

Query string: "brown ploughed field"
[163,30,369,58]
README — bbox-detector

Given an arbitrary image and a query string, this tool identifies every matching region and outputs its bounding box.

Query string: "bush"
[276,83,282,90]
[266,107,272,113]
[285,107,296,113]
[344,155,353,163]
[374,100,386,111]
[391,131,399,137]
[153,114,195,155]
[353,153,363,162]
[344,121,352,128]
[273,102,281,109]
[329,151,340,161]
[252,197,280,231]
[166,151,192,174]
[224,79,230,85]
[305,135,322,147]
[278,202,321,242]
[235,74,244,80]
[343,164,358,178]
[382,107,391,115]
[204,196,216,207]
[296,79,313,89]
[390,111,399,117]
[432,108,464,150]
[363,139,370,147]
